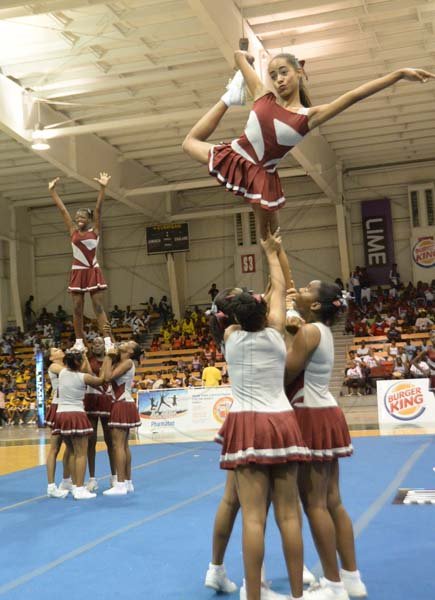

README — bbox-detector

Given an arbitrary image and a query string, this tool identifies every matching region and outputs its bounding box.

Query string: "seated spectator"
[150,335,161,352]
[152,372,164,390]
[409,350,430,378]
[414,310,433,332]
[344,361,365,396]
[347,350,362,365]
[387,341,399,358]
[392,357,407,379]
[168,370,182,388]
[354,319,368,337]
[201,360,222,387]
[356,341,369,357]
[386,325,401,343]
[191,353,202,372]
[370,315,387,337]
[182,317,195,336]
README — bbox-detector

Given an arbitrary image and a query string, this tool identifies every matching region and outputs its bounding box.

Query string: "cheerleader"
[84,337,116,492]
[183,51,435,237]
[285,282,367,600]
[45,347,72,499]
[48,173,113,352]
[52,350,106,500]
[102,341,142,496]
[216,230,310,600]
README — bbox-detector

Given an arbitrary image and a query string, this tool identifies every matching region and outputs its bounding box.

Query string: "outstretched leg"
[212,471,240,565]
[182,101,229,164]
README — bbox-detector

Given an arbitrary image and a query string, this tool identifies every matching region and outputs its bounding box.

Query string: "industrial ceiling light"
[31,136,50,151]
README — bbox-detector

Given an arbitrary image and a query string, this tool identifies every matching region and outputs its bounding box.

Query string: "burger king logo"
[384,381,426,421]
[213,396,233,424]
[413,237,435,269]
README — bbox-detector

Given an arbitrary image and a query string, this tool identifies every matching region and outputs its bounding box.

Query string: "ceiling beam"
[0,73,164,215]
[186,0,339,202]
[125,168,307,196]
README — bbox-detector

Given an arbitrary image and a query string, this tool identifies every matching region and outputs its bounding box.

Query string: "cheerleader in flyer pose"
[285,282,366,600]
[183,51,435,237]
[48,173,113,352]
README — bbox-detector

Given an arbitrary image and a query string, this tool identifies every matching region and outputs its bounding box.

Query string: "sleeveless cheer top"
[289,322,338,408]
[112,364,135,403]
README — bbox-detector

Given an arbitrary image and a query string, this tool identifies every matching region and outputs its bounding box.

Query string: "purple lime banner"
[361,198,395,285]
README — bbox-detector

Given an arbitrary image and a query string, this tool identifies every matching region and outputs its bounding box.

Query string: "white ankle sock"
[324,578,345,591]
[341,569,361,580]
[291,596,303,600]
[47,483,56,490]
[62,477,72,484]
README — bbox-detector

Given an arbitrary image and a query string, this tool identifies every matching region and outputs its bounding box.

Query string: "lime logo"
[213,396,233,424]
[384,382,425,421]
[413,237,435,269]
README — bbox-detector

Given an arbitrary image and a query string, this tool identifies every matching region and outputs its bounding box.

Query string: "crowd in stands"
[342,265,435,394]
[0,289,227,426]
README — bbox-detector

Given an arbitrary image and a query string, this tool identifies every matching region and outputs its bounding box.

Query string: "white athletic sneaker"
[71,339,85,352]
[58,478,73,491]
[240,579,289,599]
[47,484,68,499]
[205,563,237,593]
[103,481,127,496]
[340,570,367,598]
[221,70,246,107]
[125,480,134,493]
[73,486,97,500]
[303,565,316,585]
[305,578,349,600]
[86,478,99,492]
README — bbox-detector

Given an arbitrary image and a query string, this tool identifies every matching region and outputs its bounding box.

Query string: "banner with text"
[361,198,395,285]
[377,378,435,433]
[137,387,234,441]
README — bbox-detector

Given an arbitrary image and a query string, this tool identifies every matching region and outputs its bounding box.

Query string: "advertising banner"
[411,229,435,284]
[361,198,395,285]
[137,387,234,441]
[377,378,435,432]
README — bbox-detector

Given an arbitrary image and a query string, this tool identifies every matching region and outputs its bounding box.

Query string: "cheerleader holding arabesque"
[183,51,435,238]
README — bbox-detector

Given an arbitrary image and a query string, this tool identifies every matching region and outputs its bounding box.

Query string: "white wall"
[23,165,434,316]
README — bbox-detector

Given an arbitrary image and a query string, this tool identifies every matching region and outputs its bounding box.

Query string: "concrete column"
[335,164,351,284]
[9,208,23,330]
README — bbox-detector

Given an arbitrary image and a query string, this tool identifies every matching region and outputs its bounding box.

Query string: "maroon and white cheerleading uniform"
[84,356,114,417]
[45,368,60,428]
[216,327,309,470]
[286,322,353,461]
[209,92,309,211]
[109,364,141,429]
[68,229,107,293]
[52,369,93,436]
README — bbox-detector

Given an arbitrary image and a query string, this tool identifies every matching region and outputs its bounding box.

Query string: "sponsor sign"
[377,379,435,430]
[361,198,395,284]
[137,387,233,440]
[35,350,45,427]
[412,236,435,269]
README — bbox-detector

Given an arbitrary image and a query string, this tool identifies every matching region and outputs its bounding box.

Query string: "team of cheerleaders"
[42,49,435,600]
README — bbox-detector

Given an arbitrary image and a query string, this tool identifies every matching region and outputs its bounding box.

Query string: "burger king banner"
[137,386,233,441]
[377,379,435,430]
[411,228,435,284]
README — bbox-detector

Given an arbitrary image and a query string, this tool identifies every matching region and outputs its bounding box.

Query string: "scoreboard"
[146,223,189,255]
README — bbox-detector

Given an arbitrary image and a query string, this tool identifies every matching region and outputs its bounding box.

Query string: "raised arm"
[234,51,269,100]
[48,177,74,235]
[308,68,435,130]
[277,247,294,291]
[93,172,111,236]
[260,229,285,334]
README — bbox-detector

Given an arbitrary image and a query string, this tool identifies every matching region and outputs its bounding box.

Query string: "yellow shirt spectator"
[202,365,222,387]
[182,319,195,336]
